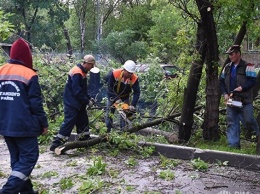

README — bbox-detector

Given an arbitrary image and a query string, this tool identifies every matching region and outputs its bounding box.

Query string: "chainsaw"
[226,92,243,108]
[113,102,136,127]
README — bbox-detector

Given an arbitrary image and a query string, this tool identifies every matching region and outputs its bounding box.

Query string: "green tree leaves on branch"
[0,9,14,41]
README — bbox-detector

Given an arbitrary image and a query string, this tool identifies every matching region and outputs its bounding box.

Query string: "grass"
[188,131,257,155]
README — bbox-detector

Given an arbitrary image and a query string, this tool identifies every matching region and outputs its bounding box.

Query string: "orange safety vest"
[69,66,87,78]
[113,69,138,95]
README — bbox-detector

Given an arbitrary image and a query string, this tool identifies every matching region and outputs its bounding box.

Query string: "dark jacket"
[63,64,91,109]
[219,59,256,104]
[0,63,48,137]
[107,69,140,107]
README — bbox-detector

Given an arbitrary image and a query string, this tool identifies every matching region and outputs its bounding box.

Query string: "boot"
[50,137,66,151]
[256,135,260,155]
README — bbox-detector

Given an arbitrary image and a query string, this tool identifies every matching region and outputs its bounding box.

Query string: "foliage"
[191,158,208,172]
[148,2,195,63]
[78,177,104,194]
[159,154,179,168]
[0,9,14,41]
[1,0,69,49]
[125,156,138,167]
[107,1,155,41]
[213,0,260,51]
[137,57,165,103]
[159,169,175,180]
[138,146,155,158]
[87,156,107,176]
[59,177,74,190]
[215,159,229,167]
[96,30,149,63]
[109,132,137,150]
[40,171,59,179]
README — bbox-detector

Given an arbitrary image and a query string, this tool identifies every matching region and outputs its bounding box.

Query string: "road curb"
[141,142,260,171]
[69,133,260,171]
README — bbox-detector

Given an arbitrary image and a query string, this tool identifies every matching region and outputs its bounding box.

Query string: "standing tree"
[196,0,220,141]
[172,0,260,142]
[1,0,69,49]
[169,0,207,142]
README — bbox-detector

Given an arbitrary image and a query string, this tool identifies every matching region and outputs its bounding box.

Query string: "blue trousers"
[58,105,89,138]
[105,99,129,132]
[226,103,259,148]
[0,136,39,194]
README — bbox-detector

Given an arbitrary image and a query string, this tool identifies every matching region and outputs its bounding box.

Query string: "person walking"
[0,38,49,194]
[50,55,96,151]
[219,45,260,154]
[105,60,140,132]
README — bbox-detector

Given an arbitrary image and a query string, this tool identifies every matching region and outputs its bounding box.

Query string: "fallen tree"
[55,106,202,155]
[138,127,178,144]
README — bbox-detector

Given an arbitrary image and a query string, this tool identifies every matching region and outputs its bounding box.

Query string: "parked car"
[136,63,181,79]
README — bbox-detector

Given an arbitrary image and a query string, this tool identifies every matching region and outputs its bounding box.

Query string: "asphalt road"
[0,137,260,194]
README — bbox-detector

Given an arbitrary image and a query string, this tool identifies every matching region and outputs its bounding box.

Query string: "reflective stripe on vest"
[0,63,37,84]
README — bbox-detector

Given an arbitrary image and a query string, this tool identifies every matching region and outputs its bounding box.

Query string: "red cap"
[10,38,32,69]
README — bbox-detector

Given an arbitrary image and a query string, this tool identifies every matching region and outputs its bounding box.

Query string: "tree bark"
[74,0,88,56]
[138,128,178,144]
[196,0,220,141]
[178,22,206,143]
[64,28,73,56]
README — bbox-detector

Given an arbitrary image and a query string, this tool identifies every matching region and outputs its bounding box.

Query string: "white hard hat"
[123,60,136,73]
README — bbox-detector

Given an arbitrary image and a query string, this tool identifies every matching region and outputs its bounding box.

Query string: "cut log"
[55,135,107,155]
[54,106,202,155]
[138,127,178,144]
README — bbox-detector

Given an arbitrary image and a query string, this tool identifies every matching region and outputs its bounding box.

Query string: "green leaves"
[159,169,175,180]
[79,178,104,194]
[59,177,74,190]
[191,158,208,172]
[0,10,14,41]
[87,156,107,176]
[97,30,148,62]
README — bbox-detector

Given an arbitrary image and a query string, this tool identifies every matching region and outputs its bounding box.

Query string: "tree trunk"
[64,28,73,56]
[178,22,206,143]
[74,0,88,56]
[138,128,178,144]
[196,0,220,141]
[80,18,86,56]
[223,21,247,66]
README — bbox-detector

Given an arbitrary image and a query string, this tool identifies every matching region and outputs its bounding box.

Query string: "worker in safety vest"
[0,38,48,194]
[49,55,96,151]
[105,60,140,132]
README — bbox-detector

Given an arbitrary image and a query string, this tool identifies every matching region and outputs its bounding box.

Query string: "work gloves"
[115,99,122,104]
[129,105,136,111]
